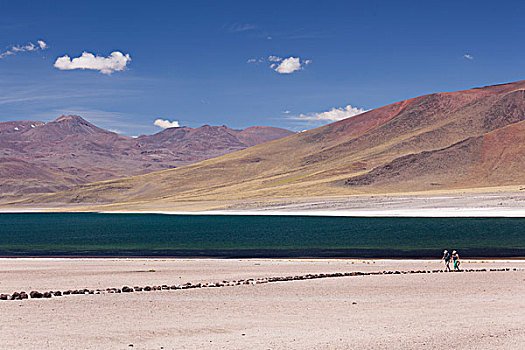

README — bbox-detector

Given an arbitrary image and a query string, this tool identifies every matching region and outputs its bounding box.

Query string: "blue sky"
[1,0,524,135]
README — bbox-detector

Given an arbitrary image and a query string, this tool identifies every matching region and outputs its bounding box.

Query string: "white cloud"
[282,110,291,114]
[228,23,256,32]
[289,105,367,122]
[274,57,301,74]
[0,40,48,59]
[246,55,311,73]
[154,118,180,129]
[54,51,131,74]
[273,56,311,74]
[247,57,265,64]
[463,54,474,60]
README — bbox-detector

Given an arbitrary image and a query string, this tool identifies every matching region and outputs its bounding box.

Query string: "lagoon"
[0,213,524,258]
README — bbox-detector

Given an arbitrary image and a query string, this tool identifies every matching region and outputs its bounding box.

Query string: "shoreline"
[1,257,525,262]
[112,208,525,217]
[1,208,525,217]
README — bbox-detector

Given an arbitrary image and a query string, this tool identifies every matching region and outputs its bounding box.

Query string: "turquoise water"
[0,213,524,257]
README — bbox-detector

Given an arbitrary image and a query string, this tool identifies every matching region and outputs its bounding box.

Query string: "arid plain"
[1,259,524,349]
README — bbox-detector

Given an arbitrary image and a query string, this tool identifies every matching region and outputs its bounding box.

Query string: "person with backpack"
[441,250,451,272]
[452,250,461,271]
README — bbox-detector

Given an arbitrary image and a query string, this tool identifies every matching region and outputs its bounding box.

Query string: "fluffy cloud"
[154,119,180,129]
[463,54,474,60]
[37,40,47,50]
[290,105,367,122]
[0,40,48,59]
[54,51,131,74]
[273,57,311,74]
[246,55,311,73]
[274,57,301,73]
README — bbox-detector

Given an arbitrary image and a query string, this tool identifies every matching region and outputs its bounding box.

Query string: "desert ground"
[0,258,524,349]
[4,187,525,215]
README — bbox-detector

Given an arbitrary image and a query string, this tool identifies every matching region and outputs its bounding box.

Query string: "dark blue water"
[0,213,523,258]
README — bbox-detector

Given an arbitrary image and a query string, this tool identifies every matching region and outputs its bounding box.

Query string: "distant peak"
[54,115,89,123]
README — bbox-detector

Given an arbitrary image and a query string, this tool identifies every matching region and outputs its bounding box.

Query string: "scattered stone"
[3,267,520,302]
[30,291,43,299]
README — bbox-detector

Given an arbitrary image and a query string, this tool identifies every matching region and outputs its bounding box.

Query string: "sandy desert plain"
[0,258,524,349]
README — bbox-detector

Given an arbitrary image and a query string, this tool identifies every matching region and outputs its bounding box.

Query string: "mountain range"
[8,80,525,209]
[0,116,294,199]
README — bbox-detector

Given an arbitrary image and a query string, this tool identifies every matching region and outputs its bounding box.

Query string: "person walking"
[441,250,451,272]
[452,250,460,271]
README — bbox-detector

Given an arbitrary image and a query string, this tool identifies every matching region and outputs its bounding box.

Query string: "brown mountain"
[0,116,294,199]
[14,80,525,209]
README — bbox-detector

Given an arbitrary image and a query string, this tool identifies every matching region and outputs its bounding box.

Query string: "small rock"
[30,291,43,299]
